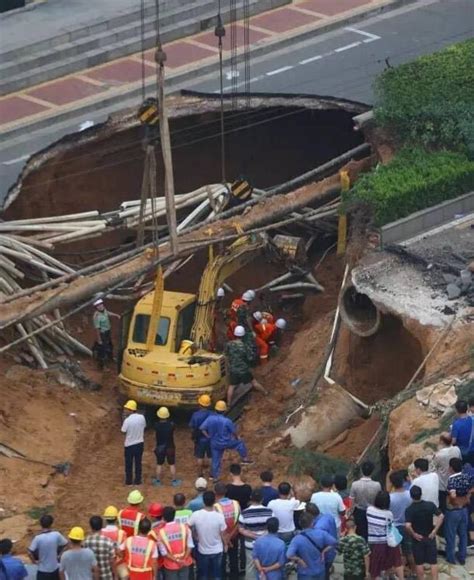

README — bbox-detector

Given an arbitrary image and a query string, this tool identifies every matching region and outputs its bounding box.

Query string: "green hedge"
[346,147,474,225]
[374,38,474,153]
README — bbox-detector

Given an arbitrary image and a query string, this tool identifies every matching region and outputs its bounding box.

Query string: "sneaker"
[152,478,162,486]
[171,479,182,487]
[241,459,254,465]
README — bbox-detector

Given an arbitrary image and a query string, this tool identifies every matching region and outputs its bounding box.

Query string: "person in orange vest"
[122,519,158,580]
[227,290,255,339]
[253,317,276,362]
[157,507,194,579]
[147,503,165,542]
[101,506,128,579]
[118,490,146,537]
[214,482,240,580]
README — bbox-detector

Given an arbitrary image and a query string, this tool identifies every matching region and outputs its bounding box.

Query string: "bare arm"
[59,571,66,580]
[238,525,257,539]
[364,553,370,577]
[429,514,444,539]
[405,522,422,542]
[27,551,38,564]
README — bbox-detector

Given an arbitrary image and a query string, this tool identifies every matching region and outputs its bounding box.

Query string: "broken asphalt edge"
[1,0,419,143]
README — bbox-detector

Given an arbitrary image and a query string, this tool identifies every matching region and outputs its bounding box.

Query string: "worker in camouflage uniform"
[92,298,120,369]
[225,325,265,406]
[236,305,259,367]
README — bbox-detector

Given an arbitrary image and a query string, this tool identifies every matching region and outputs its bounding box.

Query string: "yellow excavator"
[118,234,265,408]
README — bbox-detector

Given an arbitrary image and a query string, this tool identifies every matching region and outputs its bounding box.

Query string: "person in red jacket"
[157,507,194,578]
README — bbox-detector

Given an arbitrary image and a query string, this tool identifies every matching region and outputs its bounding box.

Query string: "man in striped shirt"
[238,489,272,578]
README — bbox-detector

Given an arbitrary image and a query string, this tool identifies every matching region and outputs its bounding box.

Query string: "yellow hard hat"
[198,394,211,407]
[128,489,144,505]
[124,400,137,411]
[157,406,170,419]
[68,527,85,541]
[103,505,119,519]
[215,400,227,412]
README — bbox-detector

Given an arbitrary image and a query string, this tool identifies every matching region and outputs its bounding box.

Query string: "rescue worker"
[211,287,227,352]
[270,318,287,349]
[173,494,193,525]
[92,298,119,369]
[229,289,255,322]
[157,506,194,579]
[101,506,128,580]
[122,519,158,580]
[121,399,146,486]
[147,503,165,542]
[153,407,181,487]
[200,400,253,481]
[253,316,276,363]
[189,395,213,477]
[225,326,265,406]
[214,482,241,580]
[118,490,146,537]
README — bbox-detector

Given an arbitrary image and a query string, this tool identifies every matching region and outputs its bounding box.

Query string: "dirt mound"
[324,415,382,463]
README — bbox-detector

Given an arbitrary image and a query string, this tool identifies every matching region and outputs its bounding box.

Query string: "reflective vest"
[174,509,193,525]
[159,522,193,570]
[118,507,145,537]
[124,536,156,573]
[229,298,245,321]
[101,527,127,546]
[148,521,165,542]
[215,499,240,537]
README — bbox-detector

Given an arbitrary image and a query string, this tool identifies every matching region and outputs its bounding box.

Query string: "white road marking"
[299,55,323,64]
[226,70,240,80]
[2,154,30,165]
[345,27,381,41]
[266,65,294,76]
[334,41,361,52]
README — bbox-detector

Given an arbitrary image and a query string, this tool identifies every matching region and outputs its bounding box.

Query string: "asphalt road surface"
[1,0,472,201]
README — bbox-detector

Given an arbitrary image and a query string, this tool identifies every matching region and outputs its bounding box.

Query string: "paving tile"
[0,95,49,125]
[251,7,321,33]
[85,59,155,84]
[26,77,107,106]
[297,0,372,16]
[194,24,270,51]
[143,41,217,68]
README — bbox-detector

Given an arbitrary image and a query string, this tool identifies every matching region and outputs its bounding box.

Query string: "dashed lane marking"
[334,41,361,52]
[266,65,294,76]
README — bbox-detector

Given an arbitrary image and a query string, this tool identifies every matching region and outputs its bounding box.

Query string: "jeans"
[297,575,325,580]
[222,537,239,579]
[164,568,191,580]
[124,442,144,485]
[196,552,223,580]
[210,440,247,479]
[37,572,60,580]
[445,508,468,563]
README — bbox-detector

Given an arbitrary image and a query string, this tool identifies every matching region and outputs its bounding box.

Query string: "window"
[132,314,171,346]
[175,301,196,352]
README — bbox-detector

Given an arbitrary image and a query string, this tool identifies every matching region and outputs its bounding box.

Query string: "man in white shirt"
[433,432,462,512]
[411,457,439,507]
[267,482,300,544]
[310,474,346,533]
[189,491,227,579]
[121,400,146,486]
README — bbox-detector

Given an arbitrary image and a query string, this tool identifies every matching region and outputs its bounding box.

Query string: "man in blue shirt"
[451,400,474,464]
[287,512,337,579]
[189,394,214,477]
[305,504,337,578]
[252,517,286,579]
[200,401,253,479]
[0,539,28,580]
[187,477,208,512]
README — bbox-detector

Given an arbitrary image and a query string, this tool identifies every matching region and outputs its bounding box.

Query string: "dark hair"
[439,433,453,446]
[0,539,13,556]
[346,518,356,529]
[139,518,152,535]
[250,489,263,503]
[230,464,241,476]
[267,517,279,534]
[278,482,291,496]
[214,482,227,496]
[399,469,409,481]
[469,397,474,407]
[410,485,422,501]
[414,458,429,472]
[40,514,54,529]
[319,474,334,489]
[449,457,463,473]
[299,512,314,529]
[334,474,347,492]
[163,507,176,523]
[260,470,273,483]
[361,461,375,477]
[305,503,320,518]
[173,493,186,507]
[374,491,390,510]
[89,516,103,532]
[389,471,405,489]
[455,400,468,414]
[203,491,216,507]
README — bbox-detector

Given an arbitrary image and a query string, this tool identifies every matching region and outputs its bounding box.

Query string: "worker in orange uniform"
[118,490,146,537]
[147,504,165,541]
[227,290,255,339]
[122,519,158,580]
[157,506,194,579]
[101,506,128,579]
[253,317,276,363]
[214,482,240,580]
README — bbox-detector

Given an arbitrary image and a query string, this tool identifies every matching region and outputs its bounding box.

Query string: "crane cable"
[215,0,226,183]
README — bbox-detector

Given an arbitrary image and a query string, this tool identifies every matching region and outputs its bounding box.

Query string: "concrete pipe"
[340,285,381,337]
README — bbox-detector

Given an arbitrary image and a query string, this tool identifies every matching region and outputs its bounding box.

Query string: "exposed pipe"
[339,285,381,338]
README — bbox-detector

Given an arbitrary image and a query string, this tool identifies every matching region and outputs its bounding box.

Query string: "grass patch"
[26,505,54,520]
[286,449,349,482]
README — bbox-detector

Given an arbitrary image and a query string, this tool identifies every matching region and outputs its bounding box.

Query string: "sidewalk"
[0,0,407,134]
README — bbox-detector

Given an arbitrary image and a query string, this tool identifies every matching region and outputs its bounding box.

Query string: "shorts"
[194,439,211,459]
[154,445,176,465]
[229,371,253,385]
[396,525,413,556]
[412,537,437,565]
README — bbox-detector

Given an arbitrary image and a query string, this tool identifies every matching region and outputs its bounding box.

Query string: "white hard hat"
[276,318,287,330]
[253,311,262,321]
[217,287,225,298]
[93,298,104,307]
[242,289,255,302]
[234,325,246,337]
[195,477,207,490]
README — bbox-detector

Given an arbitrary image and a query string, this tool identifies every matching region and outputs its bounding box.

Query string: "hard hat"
[124,400,137,411]
[242,290,255,302]
[93,298,104,307]
[276,318,287,330]
[215,400,227,412]
[195,477,208,490]
[198,394,211,407]
[157,406,170,419]
[234,325,245,337]
[148,502,164,518]
[103,505,119,519]
[253,311,262,321]
[217,287,225,298]
[68,527,85,541]
[127,490,144,505]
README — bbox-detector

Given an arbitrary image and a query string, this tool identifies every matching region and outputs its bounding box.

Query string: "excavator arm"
[190,234,266,349]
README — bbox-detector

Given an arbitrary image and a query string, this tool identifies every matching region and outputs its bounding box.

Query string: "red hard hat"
[148,502,163,518]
